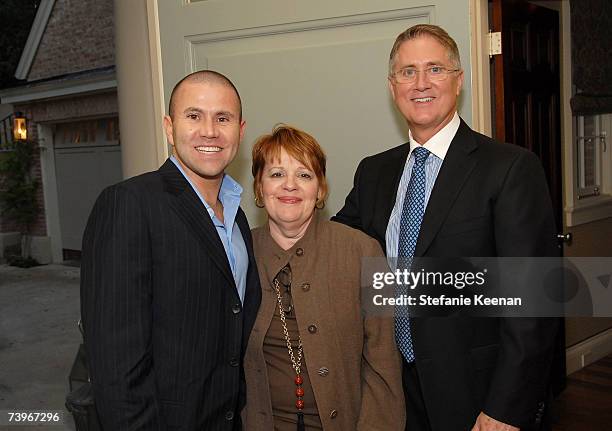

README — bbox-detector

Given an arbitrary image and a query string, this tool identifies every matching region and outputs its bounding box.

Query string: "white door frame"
[469,0,493,136]
[37,123,63,262]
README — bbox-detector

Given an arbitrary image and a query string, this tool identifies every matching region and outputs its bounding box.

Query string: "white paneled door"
[156,0,472,226]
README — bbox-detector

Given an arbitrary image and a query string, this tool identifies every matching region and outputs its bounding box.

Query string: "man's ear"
[387,77,397,102]
[239,119,246,142]
[455,70,464,96]
[163,115,174,147]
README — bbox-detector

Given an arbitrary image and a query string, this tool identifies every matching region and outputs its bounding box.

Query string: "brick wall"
[28,0,114,81]
[30,119,46,237]
[26,91,118,123]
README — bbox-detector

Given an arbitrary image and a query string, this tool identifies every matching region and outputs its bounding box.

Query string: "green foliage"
[0,141,40,234]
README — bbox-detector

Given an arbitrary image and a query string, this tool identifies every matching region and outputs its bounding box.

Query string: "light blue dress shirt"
[385,113,461,269]
[170,156,248,303]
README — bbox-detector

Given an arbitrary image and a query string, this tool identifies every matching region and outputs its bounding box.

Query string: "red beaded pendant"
[295,399,305,410]
[294,375,303,385]
[295,387,305,397]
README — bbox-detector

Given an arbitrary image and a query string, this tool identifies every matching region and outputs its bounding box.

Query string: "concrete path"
[0,264,80,430]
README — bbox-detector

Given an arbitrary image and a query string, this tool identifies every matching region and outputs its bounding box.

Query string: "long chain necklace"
[273,276,306,431]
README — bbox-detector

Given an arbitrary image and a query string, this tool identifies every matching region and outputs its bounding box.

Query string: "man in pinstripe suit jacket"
[81,71,261,430]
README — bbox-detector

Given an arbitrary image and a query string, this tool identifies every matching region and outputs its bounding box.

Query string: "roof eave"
[15,0,57,80]
[0,69,117,104]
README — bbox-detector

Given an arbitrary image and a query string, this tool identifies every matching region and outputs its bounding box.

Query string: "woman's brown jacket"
[243,216,405,430]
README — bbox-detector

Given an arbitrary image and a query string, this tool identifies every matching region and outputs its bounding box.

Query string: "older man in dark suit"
[334,25,559,431]
[81,70,261,431]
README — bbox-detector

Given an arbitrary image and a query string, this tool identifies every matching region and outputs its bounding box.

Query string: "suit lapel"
[235,209,261,349]
[236,208,259,305]
[159,159,236,288]
[414,121,479,257]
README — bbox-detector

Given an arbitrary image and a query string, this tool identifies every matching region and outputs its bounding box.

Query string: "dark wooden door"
[491,0,563,232]
[490,0,566,399]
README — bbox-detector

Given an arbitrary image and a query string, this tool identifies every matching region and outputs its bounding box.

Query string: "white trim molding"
[15,0,56,80]
[0,74,116,104]
[146,0,169,165]
[37,124,63,263]
[565,196,612,227]
[468,0,492,137]
[566,327,612,374]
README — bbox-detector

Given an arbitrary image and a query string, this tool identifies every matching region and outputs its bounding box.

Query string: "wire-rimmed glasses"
[390,65,460,84]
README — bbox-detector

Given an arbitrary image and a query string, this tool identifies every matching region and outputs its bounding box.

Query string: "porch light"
[13,112,27,141]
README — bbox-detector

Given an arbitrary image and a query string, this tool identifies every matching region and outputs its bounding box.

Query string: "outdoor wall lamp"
[13,112,27,141]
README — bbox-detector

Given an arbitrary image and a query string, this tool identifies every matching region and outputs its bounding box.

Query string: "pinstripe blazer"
[80,159,261,431]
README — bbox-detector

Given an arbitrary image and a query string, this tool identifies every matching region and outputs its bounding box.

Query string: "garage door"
[54,118,122,251]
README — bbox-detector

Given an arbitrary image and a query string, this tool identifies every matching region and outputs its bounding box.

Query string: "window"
[55,118,120,148]
[576,115,605,199]
[568,112,612,226]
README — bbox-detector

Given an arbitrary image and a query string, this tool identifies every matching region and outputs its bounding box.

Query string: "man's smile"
[195,145,222,153]
[412,97,435,103]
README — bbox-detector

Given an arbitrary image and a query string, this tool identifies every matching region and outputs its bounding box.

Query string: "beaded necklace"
[272,271,306,431]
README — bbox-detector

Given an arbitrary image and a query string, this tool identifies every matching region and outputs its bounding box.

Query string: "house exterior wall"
[20,91,118,123]
[5,91,118,239]
[0,0,117,261]
[0,121,46,237]
[28,0,114,81]
[0,104,12,119]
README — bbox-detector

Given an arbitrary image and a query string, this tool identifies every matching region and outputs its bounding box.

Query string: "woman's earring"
[255,195,264,208]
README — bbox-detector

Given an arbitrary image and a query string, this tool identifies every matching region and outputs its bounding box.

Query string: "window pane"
[55,118,120,148]
[583,137,596,187]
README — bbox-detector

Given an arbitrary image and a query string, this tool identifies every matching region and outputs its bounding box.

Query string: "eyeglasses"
[389,66,460,84]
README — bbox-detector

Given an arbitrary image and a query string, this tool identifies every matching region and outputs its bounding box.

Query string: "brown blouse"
[263,266,323,429]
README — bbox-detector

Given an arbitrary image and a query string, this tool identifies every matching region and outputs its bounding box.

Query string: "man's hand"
[471,412,519,431]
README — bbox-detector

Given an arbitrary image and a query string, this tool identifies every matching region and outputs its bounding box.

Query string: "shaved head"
[168,70,242,120]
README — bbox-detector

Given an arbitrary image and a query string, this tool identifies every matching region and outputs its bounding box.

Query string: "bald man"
[81,70,261,431]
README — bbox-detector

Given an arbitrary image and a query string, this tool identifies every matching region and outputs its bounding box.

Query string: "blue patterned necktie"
[396,146,430,362]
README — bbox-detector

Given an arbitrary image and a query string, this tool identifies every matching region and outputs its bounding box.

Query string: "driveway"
[0,264,80,430]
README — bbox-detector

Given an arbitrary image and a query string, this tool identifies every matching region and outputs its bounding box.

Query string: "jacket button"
[225,411,234,421]
[301,283,310,292]
[229,358,239,367]
[308,324,317,334]
[296,248,304,256]
[232,303,241,314]
[330,409,338,419]
[317,367,329,377]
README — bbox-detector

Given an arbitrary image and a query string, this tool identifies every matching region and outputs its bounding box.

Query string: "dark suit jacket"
[333,119,559,430]
[80,159,261,431]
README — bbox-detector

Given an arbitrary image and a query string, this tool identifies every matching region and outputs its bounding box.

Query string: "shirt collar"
[218,171,243,206]
[169,155,243,210]
[408,111,460,161]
